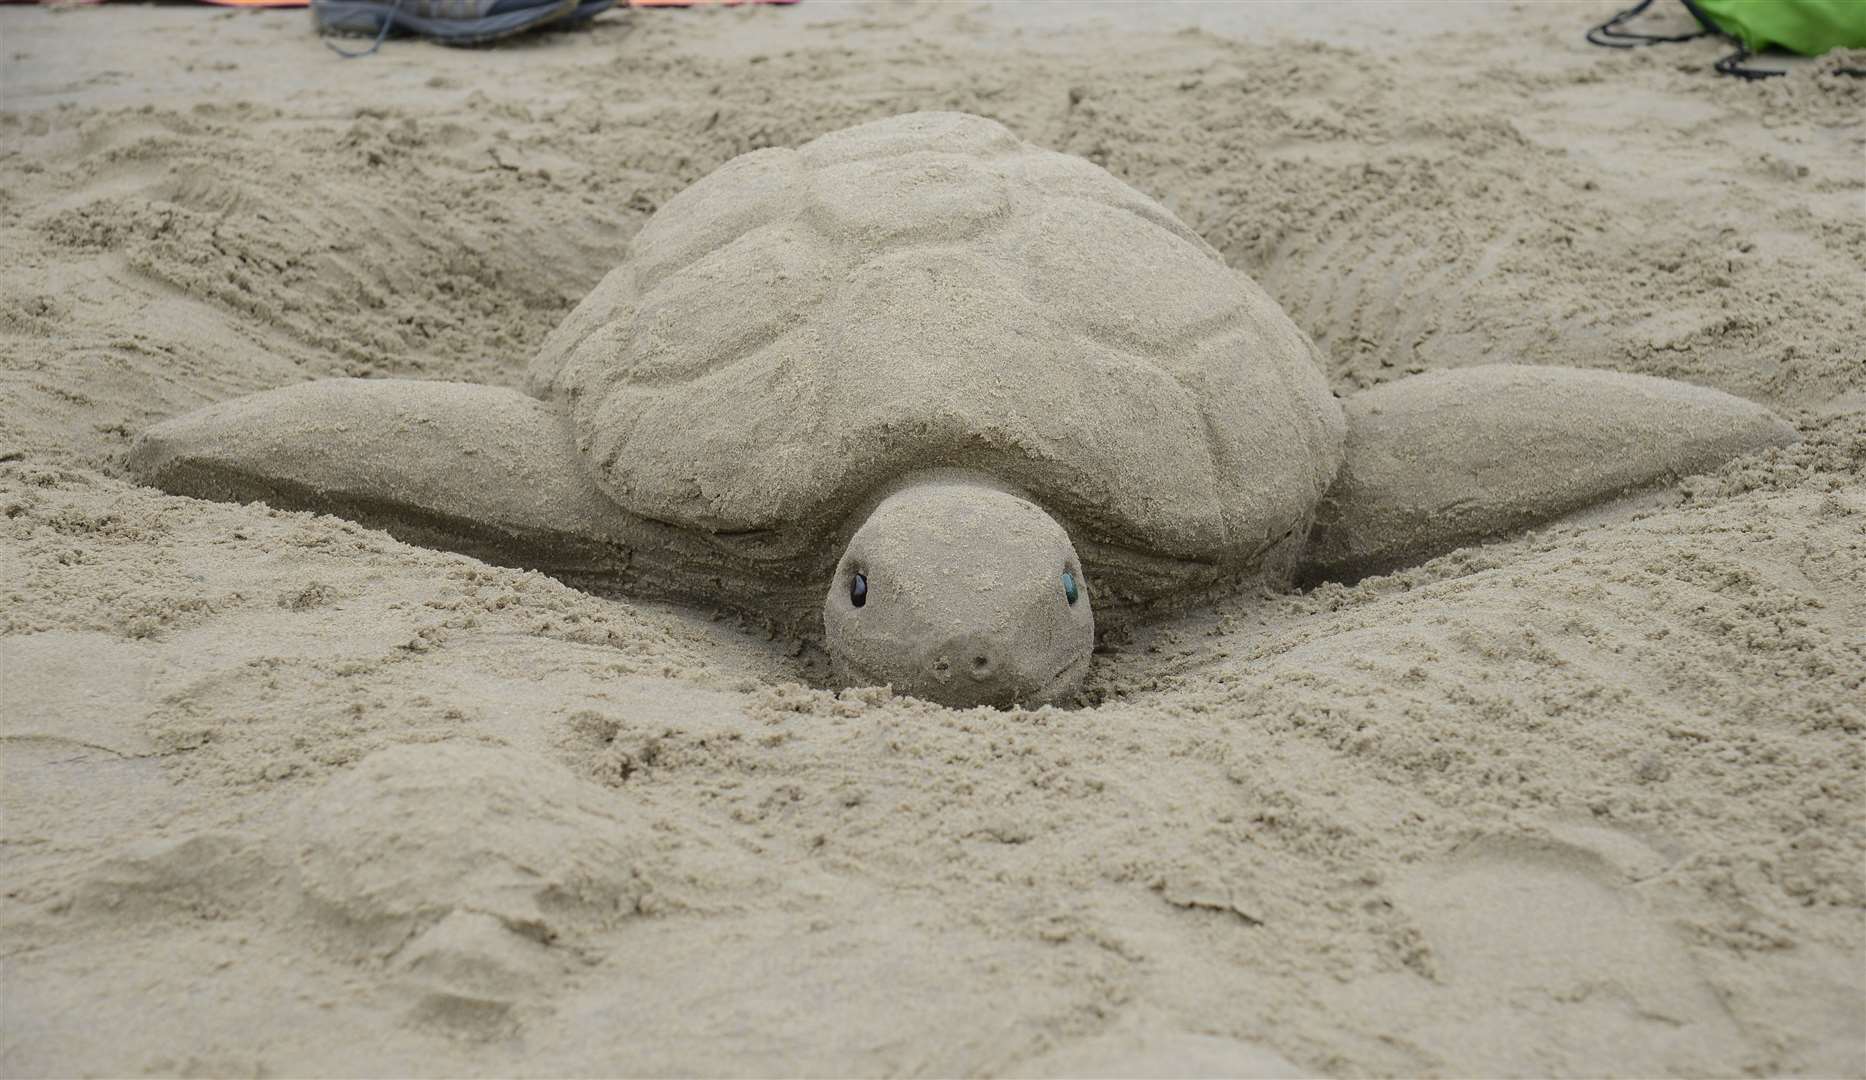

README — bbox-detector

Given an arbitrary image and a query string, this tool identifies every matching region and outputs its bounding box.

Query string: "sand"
[1,2,1862,1076]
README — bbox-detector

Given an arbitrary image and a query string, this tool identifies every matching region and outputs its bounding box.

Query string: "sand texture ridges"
[1,3,1862,1076]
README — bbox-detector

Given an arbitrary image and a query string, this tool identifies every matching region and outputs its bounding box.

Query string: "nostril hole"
[972,655,991,672]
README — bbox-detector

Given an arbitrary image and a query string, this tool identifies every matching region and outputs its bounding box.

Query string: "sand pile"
[1,3,1861,1075]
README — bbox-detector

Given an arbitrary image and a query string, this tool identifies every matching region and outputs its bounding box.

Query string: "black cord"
[1713,43,1788,80]
[1586,0,1714,49]
[326,0,403,59]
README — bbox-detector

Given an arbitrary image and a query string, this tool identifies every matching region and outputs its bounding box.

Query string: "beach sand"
[2,3,1862,1075]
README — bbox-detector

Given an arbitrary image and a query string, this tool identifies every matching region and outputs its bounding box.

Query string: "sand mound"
[292,743,654,950]
[1,2,1861,1076]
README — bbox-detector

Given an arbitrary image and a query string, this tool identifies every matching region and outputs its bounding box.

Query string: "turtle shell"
[530,112,1345,584]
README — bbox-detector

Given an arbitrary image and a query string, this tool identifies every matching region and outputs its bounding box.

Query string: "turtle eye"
[850,572,868,608]
[1062,570,1079,606]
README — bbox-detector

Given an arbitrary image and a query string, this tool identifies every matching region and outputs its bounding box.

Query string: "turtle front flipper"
[129,379,638,580]
[1297,365,1798,585]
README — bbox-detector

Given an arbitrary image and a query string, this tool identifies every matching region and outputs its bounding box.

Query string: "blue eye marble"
[1062,570,1078,605]
[851,572,867,607]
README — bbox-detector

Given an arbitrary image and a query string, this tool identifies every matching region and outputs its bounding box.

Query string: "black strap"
[326,0,405,59]
[1713,43,1787,79]
[1586,0,1714,48]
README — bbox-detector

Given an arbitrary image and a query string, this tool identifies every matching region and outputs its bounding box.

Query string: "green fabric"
[1688,0,1866,55]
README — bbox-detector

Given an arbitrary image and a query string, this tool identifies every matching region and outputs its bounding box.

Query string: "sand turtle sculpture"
[129,112,1796,708]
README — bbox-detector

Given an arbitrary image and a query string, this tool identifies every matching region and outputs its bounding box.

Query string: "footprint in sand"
[1014,1025,1304,1079]
[1377,830,1747,1075]
[0,632,181,867]
[290,742,654,1033]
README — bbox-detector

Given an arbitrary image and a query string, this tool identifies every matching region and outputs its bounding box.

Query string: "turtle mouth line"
[1034,652,1091,697]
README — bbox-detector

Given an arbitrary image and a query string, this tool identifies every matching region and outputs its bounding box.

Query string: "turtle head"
[824,481,1094,709]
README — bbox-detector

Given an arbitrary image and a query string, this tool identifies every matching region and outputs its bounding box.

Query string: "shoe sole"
[316,0,577,45]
